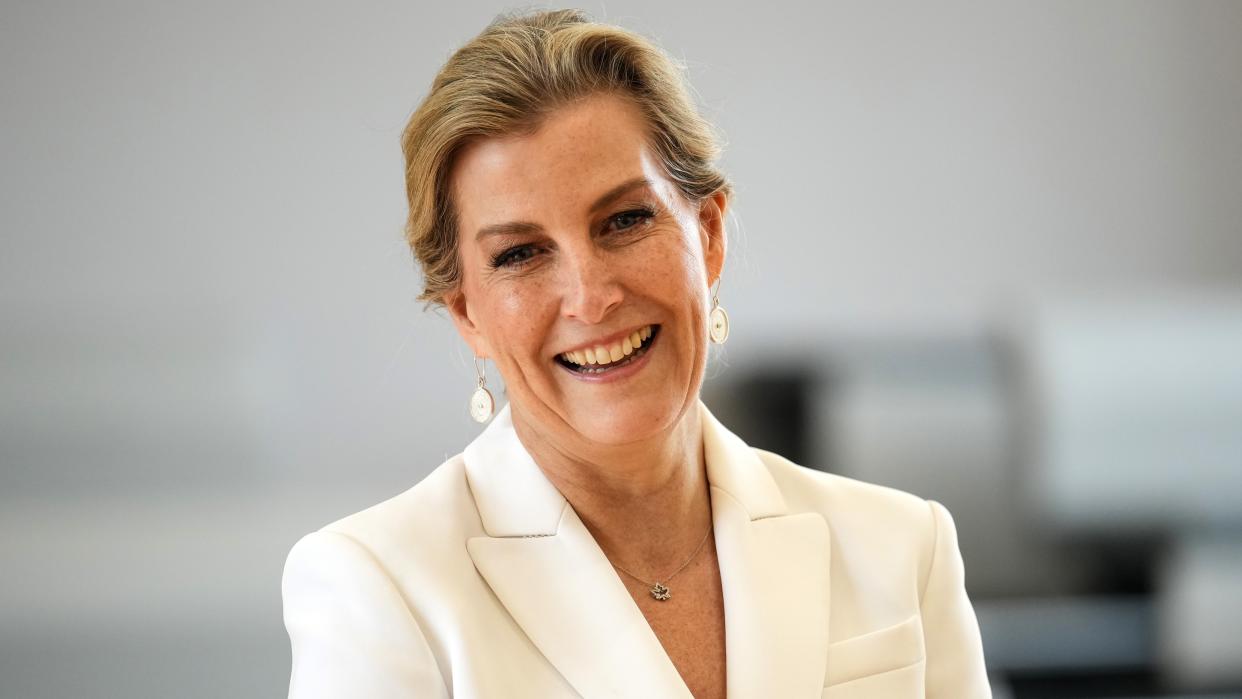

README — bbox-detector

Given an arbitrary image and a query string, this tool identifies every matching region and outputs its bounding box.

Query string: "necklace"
[608,525,713,601]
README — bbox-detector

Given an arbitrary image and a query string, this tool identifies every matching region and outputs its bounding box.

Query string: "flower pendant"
[650,582,671,601]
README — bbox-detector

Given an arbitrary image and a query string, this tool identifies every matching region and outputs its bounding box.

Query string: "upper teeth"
[561,325,653,366]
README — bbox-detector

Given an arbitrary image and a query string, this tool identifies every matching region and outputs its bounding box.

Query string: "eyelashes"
[488,206,657,270]
[490,244,537,269]
[605,206,656,235]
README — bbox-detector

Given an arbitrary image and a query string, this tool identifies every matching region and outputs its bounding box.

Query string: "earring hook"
[469,356,495,423]
[707,276,729,345]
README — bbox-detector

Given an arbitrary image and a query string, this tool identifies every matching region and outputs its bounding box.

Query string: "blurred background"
[2,1,1240,697]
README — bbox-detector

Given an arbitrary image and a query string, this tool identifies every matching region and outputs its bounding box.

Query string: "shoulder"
[756,447,934,523]
[281,467,458,698]
[754,448,949,593]
[749,452,988,692]
[327,454,479,538]
[283,453,482,592]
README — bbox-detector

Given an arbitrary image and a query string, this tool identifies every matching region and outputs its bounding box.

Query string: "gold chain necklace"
[608,525,713,601]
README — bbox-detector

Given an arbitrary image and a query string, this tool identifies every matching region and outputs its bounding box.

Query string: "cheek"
[485,279,559,358]
[661,241,710,309]
[638,243,710,350]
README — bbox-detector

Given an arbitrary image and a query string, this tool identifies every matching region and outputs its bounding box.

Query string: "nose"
[559,245,623,324]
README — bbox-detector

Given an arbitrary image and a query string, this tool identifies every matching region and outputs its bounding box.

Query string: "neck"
[510,403,713,575]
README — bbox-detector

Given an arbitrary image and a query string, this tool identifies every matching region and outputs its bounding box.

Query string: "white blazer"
[282,402,990,698]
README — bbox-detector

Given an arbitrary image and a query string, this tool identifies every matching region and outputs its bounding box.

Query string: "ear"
[698,190,729,287]
[444,286,492,359]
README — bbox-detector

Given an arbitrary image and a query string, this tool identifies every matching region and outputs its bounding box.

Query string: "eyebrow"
[474,177,652,242]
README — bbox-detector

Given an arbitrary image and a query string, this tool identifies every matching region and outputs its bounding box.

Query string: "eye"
[490,244,540,269]
[606,207,655,234]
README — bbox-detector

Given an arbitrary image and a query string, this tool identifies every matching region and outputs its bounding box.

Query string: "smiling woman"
[446,92,724,447]
[281,9,990,699]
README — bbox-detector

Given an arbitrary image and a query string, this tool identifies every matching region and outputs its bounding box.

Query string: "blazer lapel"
[464,405,692,698]
[462,402,832,699]
[702,404,832,698]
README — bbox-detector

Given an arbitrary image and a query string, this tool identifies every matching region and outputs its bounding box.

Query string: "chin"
[567,396,687,447]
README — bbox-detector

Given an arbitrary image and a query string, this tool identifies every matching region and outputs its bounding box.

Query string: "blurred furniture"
[704,290,1242,697]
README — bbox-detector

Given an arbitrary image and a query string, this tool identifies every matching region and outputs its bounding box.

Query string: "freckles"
[496,276,558,315]
[491,278,558,361]
[497,286,526,315]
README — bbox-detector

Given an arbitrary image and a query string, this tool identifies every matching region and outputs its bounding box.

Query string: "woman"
[282,9,989,698]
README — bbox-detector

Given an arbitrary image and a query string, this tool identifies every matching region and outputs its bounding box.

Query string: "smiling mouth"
[556,325,660,374]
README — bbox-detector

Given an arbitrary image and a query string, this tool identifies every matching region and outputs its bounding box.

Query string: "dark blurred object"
[705,292,1242,697]
[703,368,819,468]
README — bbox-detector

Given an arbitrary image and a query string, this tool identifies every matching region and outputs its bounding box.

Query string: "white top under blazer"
[282,401,991,698]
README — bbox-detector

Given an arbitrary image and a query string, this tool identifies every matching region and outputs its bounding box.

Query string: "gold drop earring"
[708,277,730,345]
[469,356,495,423]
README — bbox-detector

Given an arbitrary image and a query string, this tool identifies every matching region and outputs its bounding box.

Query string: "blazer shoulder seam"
[916,499,941,608]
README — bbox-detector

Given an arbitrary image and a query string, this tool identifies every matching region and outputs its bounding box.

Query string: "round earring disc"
[469,386,494,423]
[709,306,730,344]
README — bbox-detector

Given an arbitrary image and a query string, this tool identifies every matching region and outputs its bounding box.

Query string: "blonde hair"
[401,8,731,306]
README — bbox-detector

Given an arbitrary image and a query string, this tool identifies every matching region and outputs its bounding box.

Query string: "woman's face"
[445,92,727,448]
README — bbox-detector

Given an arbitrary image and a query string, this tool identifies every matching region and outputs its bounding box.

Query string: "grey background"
[3,1,1241,696]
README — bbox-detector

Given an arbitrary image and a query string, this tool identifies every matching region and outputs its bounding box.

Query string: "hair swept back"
[400,8,731,306]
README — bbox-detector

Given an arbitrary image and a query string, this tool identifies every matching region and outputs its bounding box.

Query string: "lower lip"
[557,331,659,384]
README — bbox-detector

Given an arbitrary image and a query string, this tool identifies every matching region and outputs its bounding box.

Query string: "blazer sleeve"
[920,500,991,699]
[282,530,450,699]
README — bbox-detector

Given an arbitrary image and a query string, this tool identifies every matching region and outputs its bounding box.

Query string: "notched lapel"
[703,404,832,698]
[464,405,691,698]
[463,402,832,698]
[467,504,692,699]
[711,488,831,698]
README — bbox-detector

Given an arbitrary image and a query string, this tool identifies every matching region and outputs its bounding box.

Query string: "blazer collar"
[462,402,564,537]
[464,401,830,698]
[463,401,788,535]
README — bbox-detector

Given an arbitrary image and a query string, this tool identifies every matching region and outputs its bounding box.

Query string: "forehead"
[450,93,669,225]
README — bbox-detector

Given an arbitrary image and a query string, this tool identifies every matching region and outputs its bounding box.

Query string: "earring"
[469,356,495,423]
[708,278,730,345]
